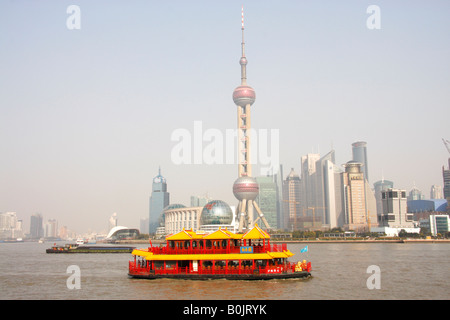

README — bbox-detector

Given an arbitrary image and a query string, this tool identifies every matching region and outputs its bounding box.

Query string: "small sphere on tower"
[233,176,259,201]
[233,85,256,107]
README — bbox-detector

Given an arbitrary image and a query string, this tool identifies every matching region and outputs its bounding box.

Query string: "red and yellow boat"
[128,225,311,280]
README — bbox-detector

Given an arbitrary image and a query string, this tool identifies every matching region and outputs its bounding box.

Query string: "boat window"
[206,240,212,248]
[222,240,227,248]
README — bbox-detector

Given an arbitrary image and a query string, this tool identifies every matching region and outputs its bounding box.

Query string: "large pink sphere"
[233,85,255,107]
[233,176,259,201]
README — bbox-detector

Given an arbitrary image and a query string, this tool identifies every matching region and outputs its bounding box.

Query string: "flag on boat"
[300,245,308,253]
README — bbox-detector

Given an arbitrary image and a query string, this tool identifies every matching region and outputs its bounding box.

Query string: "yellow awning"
[202,228,242,240]
[166,229,203,241]
[242,224,270,239]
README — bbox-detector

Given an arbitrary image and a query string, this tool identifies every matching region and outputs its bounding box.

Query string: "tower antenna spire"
[240,5,247,85]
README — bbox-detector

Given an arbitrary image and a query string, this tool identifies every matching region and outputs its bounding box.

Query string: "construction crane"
[443,138,450,154]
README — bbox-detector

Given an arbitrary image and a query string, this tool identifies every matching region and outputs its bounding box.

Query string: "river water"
[0,241,449,300]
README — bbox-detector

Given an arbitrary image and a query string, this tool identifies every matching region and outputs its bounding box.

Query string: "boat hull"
[128,271,311,281]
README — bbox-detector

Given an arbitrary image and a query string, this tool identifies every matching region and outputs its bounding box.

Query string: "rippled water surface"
[1,242,449,300]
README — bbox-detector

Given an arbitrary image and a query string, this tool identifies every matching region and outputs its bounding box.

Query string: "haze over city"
[1,1,449,234]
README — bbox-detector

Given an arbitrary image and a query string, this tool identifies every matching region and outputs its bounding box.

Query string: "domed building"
[164,204,203,236]
[155,204,187,237]
[199,200,236,233]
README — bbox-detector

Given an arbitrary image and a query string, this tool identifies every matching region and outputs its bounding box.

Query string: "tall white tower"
[232,7,270,232]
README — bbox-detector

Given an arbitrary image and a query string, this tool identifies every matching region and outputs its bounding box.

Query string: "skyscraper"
[300,151,345,230]
[352,141,369,183]
[30,213,43,239]
[149,168,169,234]
[255,176,278,229]
[430,185,443,199]
[282,169,301,231]
[373,179,394,222]
[342,161,377,232]
[232,7,270,232]
[442,158,450,199]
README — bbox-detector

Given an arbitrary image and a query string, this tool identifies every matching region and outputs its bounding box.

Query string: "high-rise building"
[256,176,278,229]
[430,185,443,199]
[149,168,169,234]
[282,169,301,231]
[273,164,284,229]
[45,219,58,238]
[352,141,369,183]
[232,7,270,232]
[299,150,345,230]
[408,186,424,201]
[109,212,118,232]
[342,161,377,232]
[442,159,450,199]
[380,188,414,227]
[323,158,345,229]
[30,213,43,239]
[373,179,394,222]
[190,195,210,207]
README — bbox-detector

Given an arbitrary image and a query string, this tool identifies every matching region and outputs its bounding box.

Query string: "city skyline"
[1,1,449,234]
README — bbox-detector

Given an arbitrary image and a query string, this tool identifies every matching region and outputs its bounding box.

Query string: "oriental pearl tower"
[232,7,270,232]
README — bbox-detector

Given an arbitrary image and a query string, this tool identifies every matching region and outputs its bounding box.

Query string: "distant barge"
[46,243,135,253]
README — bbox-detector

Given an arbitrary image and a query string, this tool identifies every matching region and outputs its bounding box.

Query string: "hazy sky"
[1,1,449,234]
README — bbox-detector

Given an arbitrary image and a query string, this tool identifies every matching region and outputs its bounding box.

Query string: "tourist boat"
[128,225,311,280]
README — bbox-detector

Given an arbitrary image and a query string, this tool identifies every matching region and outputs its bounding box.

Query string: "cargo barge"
[46,243,135,253]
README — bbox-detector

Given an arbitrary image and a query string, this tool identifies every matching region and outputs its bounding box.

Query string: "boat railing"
[146,243,288,255]
[129,260,305,276]
[129,261,149,275]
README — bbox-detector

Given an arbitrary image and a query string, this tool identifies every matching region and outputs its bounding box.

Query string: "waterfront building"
[342,161,377,232]
[282,169,302,231]
[256,175,278,229]
[371,188,419,236]
[30,213,44,239]
[352,141,369,183]
[0,212,23,240]
[106,226,140,240]
[407,199,447,214]
[430,185,443,199]
[231,7,270,232]
[164,205,202,235]
[149,168,170,234]
[373,179,394,222]
[419,214,450,236]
